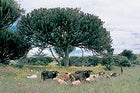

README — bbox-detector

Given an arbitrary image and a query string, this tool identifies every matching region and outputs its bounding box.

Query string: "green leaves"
[18,7,113,66]
[0,0,28,64]
[119,49,137,60]
[0,29,30,64]
[0,0,22,30]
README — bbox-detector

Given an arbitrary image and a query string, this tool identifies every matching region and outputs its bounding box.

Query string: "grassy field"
[0,65,140,93]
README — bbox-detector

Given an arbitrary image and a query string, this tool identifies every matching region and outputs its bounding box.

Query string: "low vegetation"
[0,65,140,93]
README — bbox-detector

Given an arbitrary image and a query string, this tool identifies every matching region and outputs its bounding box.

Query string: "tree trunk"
[64,48,69,67]
[121,66,123,74]
[49,47,61,66]
[81,48,84,57]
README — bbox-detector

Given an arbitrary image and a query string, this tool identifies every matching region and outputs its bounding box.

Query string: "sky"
[15,0,140,55]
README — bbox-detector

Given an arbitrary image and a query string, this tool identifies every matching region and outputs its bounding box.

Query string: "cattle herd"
[39,70,120,86]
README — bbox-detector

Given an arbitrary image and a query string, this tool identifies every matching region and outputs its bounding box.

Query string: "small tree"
[113,55,131,74]
[119,49,137,60]
[101,55,114,70]
[114,56,131,67]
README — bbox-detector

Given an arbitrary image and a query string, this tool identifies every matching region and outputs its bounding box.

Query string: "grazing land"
[0,65,140,93]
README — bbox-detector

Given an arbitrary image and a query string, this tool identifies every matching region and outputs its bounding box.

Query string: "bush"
[61,56,101,67]
[120,57,131,67]
[25,56,53,65]
[101,55,114,70]
[87,56,101,66]
[113,55,131,67]
[61,56,89,66]
[131,57,140,65]
[119,49,137,60]
[9,60,24,68]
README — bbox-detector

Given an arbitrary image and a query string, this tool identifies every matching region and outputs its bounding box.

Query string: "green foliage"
[61,56,83,66]
[0,0,29,65]
[61,56,101,67]
[87,56,101,66]
[25,56,53,65]
[113,50,140,66]
[1,65,140,93]
[113,55,131,67]
[101,55,114,70]
[18,7,113,67]
[54,46,75,58]
[119,49,137,60]
[130,57,140,65]
[69,56,90,66]
[0,29,30,64]
[10,62,24,68]
[0,0,23,30]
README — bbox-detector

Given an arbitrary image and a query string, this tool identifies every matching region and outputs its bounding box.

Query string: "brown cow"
[60,73,70,81]
[53,77,67,85]
[85,75,96,83]
[71,80,81,86]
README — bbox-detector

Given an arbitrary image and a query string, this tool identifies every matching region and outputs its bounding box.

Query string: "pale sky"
[16,0,140,54]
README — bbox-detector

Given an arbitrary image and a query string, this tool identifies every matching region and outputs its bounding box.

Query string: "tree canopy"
[18,8,113,67]
[0,0,23,30]
[119,49,137,60]
[0,0,30,64]
[0,29,30,64]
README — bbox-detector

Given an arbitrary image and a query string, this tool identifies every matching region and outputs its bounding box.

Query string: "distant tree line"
[60,49,138,69]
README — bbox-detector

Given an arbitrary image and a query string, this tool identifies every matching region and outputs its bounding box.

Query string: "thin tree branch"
[49,47,61,66]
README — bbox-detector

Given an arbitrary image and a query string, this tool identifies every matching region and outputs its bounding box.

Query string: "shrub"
[113,55,131,67]
[87,56,101,66]
[61,56,101,67]
[61,56,89,66]
[25,56,53,65]
[9,60,24,68]
[101,55,114,70]
[131,57,140,65]
[119,49,137,60]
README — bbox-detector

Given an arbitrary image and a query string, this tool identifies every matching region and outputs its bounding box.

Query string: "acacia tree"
[18,8,113,67]
[0,0,30,64]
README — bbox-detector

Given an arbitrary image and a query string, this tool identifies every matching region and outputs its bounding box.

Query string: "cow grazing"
[53,77,67,85]
[41,71,59,81]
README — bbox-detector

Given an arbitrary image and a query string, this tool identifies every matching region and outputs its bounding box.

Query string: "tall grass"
[0,65,140,93]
